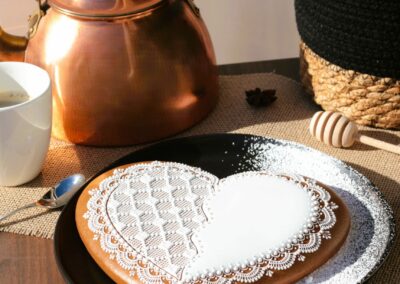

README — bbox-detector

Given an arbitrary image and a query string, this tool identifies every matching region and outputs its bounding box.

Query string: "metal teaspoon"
[0,174,86,223]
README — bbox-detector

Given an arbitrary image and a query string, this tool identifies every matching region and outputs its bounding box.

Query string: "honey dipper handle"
[357,134,400,155]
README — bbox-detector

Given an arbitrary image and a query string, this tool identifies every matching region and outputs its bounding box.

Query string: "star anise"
[245,88,277,107]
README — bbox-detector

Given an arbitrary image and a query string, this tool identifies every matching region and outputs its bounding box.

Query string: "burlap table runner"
[0,73,398,282]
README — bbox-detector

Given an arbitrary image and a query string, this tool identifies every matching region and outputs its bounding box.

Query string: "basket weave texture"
[300,43,400,129]
[295,0,400,79]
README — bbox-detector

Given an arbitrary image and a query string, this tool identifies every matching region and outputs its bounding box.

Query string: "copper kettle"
[0,0,218,146]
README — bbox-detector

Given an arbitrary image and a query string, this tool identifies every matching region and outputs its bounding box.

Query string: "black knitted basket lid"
[295,0,400,79]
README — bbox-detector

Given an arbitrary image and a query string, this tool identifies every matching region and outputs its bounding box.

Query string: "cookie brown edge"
[76,163,140,284]
[75,165,351,284]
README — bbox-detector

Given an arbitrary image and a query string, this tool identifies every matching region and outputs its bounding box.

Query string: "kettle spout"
[0,27,28,62]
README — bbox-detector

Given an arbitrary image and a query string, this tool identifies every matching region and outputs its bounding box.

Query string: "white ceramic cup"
[0,62,51,186]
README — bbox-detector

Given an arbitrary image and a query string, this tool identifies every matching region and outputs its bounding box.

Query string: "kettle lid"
[49,0,165,17]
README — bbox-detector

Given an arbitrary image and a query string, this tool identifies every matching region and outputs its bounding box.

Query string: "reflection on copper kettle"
[0,0,218,146]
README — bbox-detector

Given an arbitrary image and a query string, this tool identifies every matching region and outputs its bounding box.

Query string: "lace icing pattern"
[84,162,218,282]
[84,163,337,284]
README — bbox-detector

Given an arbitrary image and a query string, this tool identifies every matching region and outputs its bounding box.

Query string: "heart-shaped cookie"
[76,162,350,284]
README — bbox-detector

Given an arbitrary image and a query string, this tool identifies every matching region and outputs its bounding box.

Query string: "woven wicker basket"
[300,43,400,129]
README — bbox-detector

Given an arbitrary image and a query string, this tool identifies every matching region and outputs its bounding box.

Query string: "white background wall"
[0,0,299,64]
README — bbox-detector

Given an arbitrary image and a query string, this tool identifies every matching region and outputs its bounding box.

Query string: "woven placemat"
[0,73,398,282]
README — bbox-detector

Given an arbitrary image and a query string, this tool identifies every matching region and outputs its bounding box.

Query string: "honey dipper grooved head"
[310,111,359,148]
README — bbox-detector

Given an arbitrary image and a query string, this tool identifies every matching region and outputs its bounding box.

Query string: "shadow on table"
[20,144,137,189]
[22,73,321,189]
[359,130,399,147]
[0,210,57,228]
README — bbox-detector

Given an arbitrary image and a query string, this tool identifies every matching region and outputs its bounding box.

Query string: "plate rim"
[53,133,396,284]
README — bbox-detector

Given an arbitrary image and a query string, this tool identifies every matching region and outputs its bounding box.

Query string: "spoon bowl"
[51,174,86,208]
[0,174,86,223]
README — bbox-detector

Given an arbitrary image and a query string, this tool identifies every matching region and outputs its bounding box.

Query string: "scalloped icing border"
[83,162,337,284]
[183,173,337,283]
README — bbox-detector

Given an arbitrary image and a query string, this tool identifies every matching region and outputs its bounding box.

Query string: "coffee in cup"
[0,62,52,186]
[0,90,30,108]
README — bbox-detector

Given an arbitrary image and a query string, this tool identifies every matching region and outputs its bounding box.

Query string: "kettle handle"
[186,0,200,17]
[0,0,49,61]
[0,0,48,47]
[0,27,28,61]
[27,0,49,38]
[0,27,28,50]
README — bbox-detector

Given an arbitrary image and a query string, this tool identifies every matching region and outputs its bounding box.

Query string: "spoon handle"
[0,202,37,223]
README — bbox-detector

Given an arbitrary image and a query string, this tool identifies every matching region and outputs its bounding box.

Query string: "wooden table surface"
[0,58,389,283]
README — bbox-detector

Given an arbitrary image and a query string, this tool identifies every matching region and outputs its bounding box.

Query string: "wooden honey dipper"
[310,111,400,155]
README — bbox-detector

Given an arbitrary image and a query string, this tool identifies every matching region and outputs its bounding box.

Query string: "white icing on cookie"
[83,162,337,284]
[183,173,313,280]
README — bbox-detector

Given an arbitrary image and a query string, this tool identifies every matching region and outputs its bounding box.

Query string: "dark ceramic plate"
[54,134,394,284]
